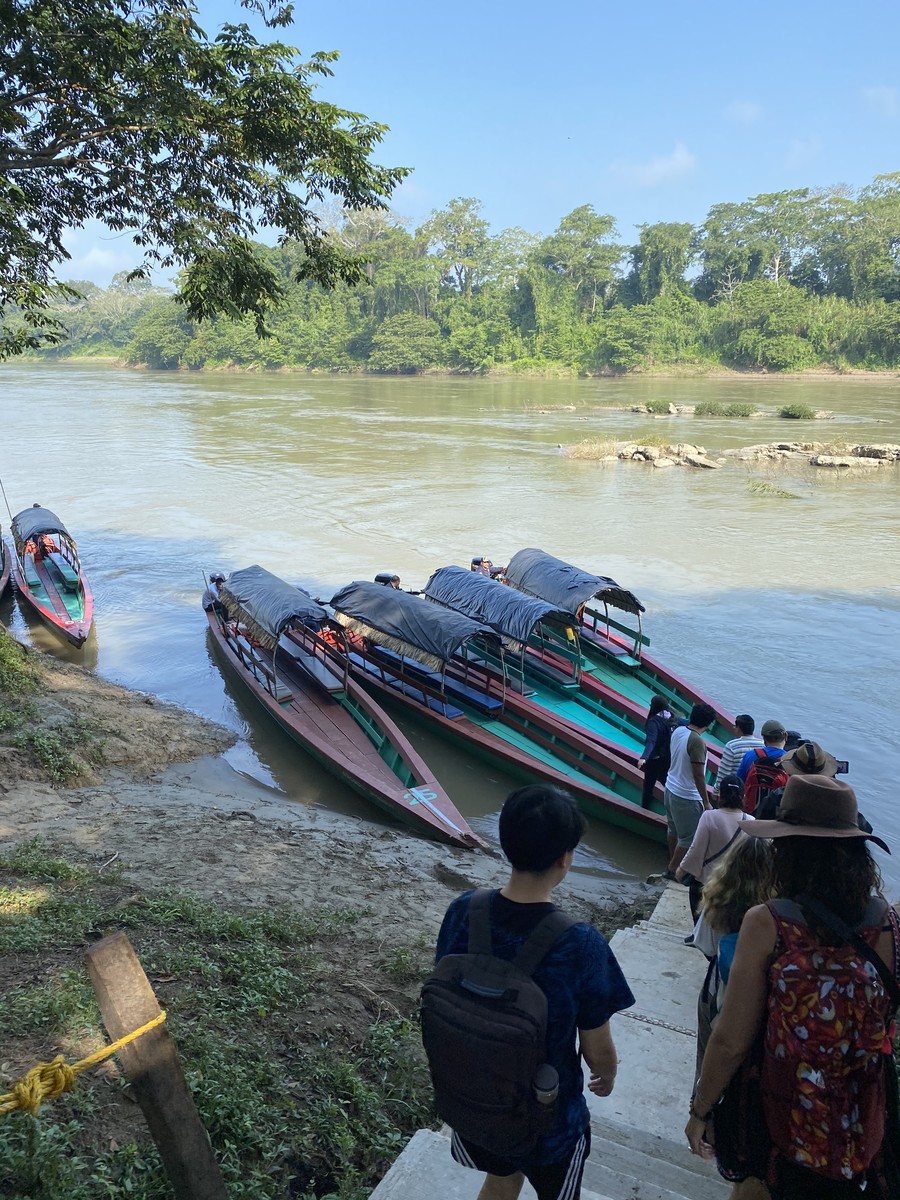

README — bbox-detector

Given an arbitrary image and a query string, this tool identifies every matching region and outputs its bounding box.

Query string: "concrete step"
[368,1128,613,1199]
[583,1118,727,1200]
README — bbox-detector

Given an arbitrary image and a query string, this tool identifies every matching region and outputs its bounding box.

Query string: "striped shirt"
[714,735,764,786]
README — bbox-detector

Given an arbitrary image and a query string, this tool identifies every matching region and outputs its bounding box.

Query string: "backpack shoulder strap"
[513,909,576,977]
[755,747,767,761]
[797,893,900,1010]
[467,889,495,956]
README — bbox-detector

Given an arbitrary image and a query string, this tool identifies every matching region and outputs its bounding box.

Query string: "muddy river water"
[2,364,899,890]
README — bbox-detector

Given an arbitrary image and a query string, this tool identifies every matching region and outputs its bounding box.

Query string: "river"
[2,363,899,891]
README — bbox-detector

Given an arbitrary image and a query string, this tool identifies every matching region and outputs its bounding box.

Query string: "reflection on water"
[1,363,898,889]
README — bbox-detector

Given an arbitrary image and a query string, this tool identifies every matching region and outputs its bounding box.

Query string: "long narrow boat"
[504,548,734,748]
[421,565,656,774]
[328,581,667,844]
[0,531,10,601]
[208,565,483,849]
[9,506,93,647]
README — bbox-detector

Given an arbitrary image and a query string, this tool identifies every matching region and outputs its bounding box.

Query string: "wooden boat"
[421,565,657,774]
[328,581,667,844]
[504,549,735,750]
[9,506,93,647]
[0,532,10,601]
[208,565,482,849]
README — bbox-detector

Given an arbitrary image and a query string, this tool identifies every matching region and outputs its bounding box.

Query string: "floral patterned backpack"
[761,897,900,1182]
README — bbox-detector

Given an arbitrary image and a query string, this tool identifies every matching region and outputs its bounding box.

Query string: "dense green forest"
[37,175,900,374]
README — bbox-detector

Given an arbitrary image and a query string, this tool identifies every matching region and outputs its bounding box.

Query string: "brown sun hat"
[745,775,890,854]
[782,740,838,778]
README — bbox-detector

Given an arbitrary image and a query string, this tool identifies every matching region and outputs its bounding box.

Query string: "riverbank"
[29,353,900,381]
[0,636,659,1197]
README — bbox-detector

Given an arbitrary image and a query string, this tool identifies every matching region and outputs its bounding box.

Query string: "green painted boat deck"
[24,558,85,622]
[580,648,729,747]
[520,675,644,754]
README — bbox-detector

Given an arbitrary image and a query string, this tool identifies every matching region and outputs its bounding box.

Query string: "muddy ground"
[0,647,659,943]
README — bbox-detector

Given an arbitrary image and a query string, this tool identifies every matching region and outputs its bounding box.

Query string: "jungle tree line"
[41,176,900,373]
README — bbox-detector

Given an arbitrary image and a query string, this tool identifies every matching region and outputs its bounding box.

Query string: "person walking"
[691,834,774,1082]
[713,715,764,790]
[663,702,716,877]
[676,774,755,922]
[425,784,634,1200]
[638,695,674,809]
[686,775,899,1199]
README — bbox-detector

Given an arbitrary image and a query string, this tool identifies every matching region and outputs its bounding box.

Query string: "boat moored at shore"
[9,506,93,647]
[209,565,482,849]
[328,580,667,844]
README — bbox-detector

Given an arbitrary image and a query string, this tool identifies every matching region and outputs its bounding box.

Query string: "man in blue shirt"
[434,784,635,1200]
[736,718,787,781]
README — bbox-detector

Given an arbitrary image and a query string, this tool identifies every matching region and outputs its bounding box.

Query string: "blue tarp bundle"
[422,565,575,647]
[330,580,501,672]
[11,506,71,547]
[504,548,645,616]
[220,565,327,649]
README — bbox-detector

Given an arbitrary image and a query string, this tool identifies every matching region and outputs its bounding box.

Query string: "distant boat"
[208,565,483,849]
[328,580,667,844]
[503,549,734,751]
[9,506,93,647]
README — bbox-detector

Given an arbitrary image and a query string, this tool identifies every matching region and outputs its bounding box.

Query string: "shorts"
[664,788,704,848]
[450,1128,590,1200]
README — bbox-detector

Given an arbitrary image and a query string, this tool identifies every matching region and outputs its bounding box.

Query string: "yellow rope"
[0,1010,167,1117]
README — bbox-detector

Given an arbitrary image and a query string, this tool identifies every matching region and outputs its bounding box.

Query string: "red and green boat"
[503,549,734,752]
[9,506,93,647]
[208,565,483,849]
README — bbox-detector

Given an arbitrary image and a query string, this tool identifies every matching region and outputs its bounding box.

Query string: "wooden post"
[85,932,228,1200]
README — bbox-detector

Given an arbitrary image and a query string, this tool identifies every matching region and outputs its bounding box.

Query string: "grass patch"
[14,727,84,784]
[0,841,434,1199]
[748,479,801,499]
[644,398,674,414]
[565,438,619,460]
[694,401,757,418]
[0,628,41,697]
[779,403,816,420]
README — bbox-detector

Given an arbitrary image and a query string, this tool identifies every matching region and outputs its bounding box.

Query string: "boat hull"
[0,541,10,603]
[11,547,93,647]
[207,613,481,848]
[338,642,667,845]
[575,621,734,748]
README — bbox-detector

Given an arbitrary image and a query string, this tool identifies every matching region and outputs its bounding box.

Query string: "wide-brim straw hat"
[782,740,838,778]
[745,775,890,854]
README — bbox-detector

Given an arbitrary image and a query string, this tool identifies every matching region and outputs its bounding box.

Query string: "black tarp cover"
[11,506,72,548]
[422,565,576,649]
[504,548,645,616]
[329,580,501,673]
[220,565,327,650]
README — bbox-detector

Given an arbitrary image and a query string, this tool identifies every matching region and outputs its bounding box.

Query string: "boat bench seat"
[522,655,580,689]
[234,634,293,703]
[24,561,41,589]
[461,652,536,697]
[349,652,465,720]
[581,627,640,669]
[277,635,343,694]
[47,553,79,590]
[373,646,504,714]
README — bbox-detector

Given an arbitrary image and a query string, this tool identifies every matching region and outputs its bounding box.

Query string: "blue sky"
[66,0,900,282]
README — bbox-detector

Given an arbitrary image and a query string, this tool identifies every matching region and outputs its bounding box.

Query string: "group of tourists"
[421,719,899,1200]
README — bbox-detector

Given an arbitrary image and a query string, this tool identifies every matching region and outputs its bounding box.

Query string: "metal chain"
[619,1009,695,1037]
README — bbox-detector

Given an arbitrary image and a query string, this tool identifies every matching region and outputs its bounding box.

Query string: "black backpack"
[420,889,574,1156]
